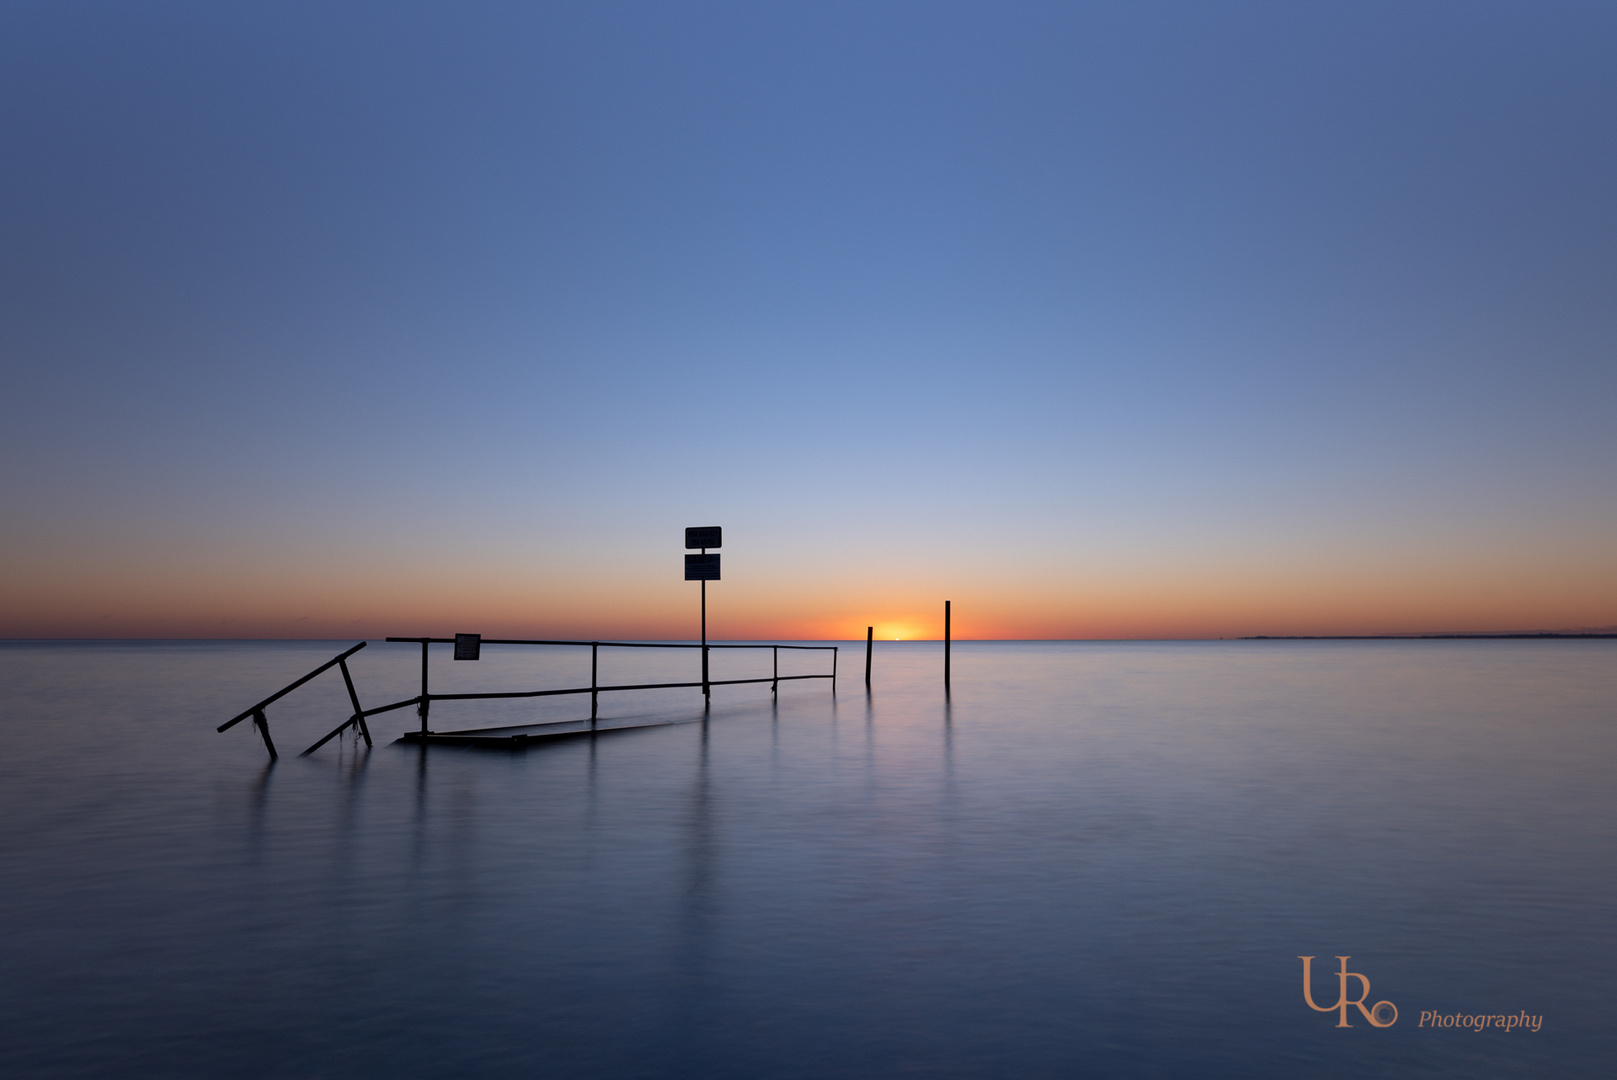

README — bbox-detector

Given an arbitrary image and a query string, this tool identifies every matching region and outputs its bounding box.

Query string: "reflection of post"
[941,696,955,823]
[944,600,951,692]
[670,717,715,1060]
[411,741,429,868]
[865,626,873,690]
[246,760,274,867]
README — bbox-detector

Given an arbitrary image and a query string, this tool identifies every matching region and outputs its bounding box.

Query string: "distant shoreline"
[1242,633,1617,640]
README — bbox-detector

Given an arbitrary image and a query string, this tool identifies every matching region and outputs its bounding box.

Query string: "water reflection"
[863,690,876,792]
[769,694,780,777]
[411,741,429,871]
[669,712,717,1067]
[4,640,1615,1078]
[246,760,275,867]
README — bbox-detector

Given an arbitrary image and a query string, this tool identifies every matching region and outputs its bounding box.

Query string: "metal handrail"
[217,641,368,731]
[216,642,371,760]
[382,637,835,650]
[381,636,838,740]
[217,637,838,760]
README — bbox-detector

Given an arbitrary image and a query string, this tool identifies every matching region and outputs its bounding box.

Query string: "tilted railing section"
[216,642,371,760]
[217,637,837,760]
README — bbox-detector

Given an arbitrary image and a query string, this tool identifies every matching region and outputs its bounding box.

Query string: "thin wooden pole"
[772,645,778,696]
[701,575,709,700]
[865,626,873,690]
[591,642,599,723]
[944,600,951,691]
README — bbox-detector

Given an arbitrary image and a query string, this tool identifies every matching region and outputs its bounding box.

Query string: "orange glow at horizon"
[5,546,1614,640]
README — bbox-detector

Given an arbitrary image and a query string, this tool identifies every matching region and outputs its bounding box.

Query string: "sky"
[3,1,1615,641]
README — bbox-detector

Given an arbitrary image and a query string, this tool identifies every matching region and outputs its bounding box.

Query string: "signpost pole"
[701,569,709,701]
[684,527,722,706]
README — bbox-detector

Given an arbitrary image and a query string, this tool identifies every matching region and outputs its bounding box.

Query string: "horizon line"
[6,632,1615,644]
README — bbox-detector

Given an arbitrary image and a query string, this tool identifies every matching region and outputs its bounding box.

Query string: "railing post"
[832,646,838,692]
[338,658,371,747]
[253,709,277,760]
[419,640,430,735]
[591,642,599,724]
[772,646,778,696]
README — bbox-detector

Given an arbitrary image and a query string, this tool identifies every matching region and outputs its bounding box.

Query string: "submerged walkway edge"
[397,715,692,748]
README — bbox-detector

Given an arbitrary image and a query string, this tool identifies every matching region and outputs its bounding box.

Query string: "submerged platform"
[395,715,689,748]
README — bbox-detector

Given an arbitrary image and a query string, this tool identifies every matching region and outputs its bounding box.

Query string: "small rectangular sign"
[685,526,722,549]
[685,553,721,580]
[453,633,481,661]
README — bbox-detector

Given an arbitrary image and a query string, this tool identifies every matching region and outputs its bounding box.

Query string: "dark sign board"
[685,553,721,581]
[685,526,722,549]
[453,633,482,661]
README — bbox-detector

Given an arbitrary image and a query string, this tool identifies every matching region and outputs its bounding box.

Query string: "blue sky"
[3,1,1614,638]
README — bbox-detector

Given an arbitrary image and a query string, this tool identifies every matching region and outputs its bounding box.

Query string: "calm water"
[1,639,1613,1078]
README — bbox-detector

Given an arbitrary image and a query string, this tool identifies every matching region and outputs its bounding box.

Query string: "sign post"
[684,527,722,701]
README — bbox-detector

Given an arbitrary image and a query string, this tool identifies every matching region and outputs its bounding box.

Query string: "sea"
[1,638,1612,1079]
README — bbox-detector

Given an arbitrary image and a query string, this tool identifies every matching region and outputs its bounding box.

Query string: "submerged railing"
[216,641,371,760]
[217,637,837,760]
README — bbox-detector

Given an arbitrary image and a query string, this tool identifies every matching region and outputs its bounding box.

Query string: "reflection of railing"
[216,642,370,760]
[217,637,837,760]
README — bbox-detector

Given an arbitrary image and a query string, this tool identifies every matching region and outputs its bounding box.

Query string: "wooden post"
[865,627,873,690]
[944,600,951,691]
[772,645,779,696]
[701,577,709,701]
[591,642,599,723]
